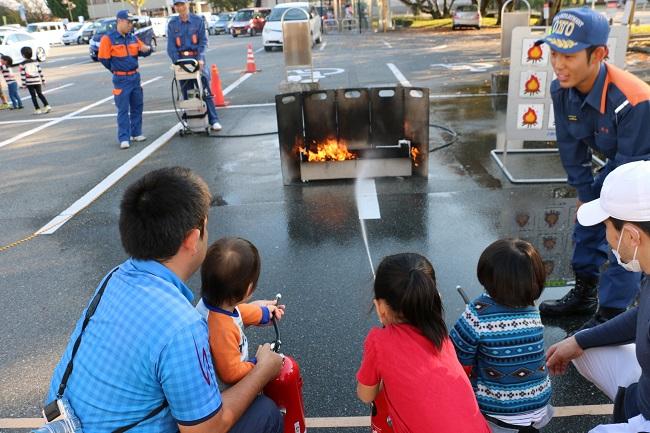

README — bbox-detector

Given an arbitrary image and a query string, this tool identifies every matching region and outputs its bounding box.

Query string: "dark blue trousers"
[572,164,642,309]
[112,73,143,143]
[229,395,283,433]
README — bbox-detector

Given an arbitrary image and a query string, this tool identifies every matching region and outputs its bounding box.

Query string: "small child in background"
[200,237,285,385]
[356,253,490,433]
[1,55,23,110]
[450,239,553,433]
[0,80,9,109]
[19,47,51,114]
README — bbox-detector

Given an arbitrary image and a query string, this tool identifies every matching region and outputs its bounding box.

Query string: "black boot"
[573,306,627,333]
[539,276,598,316]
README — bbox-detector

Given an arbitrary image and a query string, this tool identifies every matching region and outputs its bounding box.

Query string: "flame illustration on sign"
[521,107,538,127]
[524,74,542,96]
[527,44,544,63]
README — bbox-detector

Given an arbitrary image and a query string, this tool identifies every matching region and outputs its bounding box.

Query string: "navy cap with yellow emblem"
[116,9,138,21]
[536,7,609,54]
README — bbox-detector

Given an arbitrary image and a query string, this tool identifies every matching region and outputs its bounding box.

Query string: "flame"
[299,138,357,162]
[522,107,538,127]
[410,146,421,167]
[524,74,541,96]
[527,45,544,63]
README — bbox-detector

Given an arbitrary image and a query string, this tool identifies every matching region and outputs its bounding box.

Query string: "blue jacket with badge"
[551,63,650,202]
[166,14,208,64]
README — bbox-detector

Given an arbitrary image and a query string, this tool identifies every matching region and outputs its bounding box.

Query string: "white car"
[0,30,49,63]
[26,21,66,46]
[262,2,322,52]
[62,22,92,45]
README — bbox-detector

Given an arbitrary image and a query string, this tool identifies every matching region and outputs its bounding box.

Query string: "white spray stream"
[355,176,380,279]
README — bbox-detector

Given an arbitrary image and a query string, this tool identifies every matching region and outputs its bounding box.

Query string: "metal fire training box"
[276,87,429,184]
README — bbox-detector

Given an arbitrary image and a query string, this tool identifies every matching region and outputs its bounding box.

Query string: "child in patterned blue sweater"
[450,239,553,433]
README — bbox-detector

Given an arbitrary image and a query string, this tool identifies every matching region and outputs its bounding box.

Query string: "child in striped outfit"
[1,55,23,110]
[450,239,553,433]
[19,47,51,114]
[199,237,285,385]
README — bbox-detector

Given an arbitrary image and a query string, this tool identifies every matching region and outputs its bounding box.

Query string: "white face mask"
[612,226,642,273]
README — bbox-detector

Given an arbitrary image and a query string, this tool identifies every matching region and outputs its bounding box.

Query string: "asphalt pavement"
[1,29,645,432]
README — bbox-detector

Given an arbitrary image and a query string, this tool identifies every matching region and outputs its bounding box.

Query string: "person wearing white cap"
[546,161,650,432]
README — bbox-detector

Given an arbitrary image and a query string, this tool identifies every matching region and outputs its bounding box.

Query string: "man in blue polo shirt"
[45,167,283,432]
[167,0,222,132]
[535,8,650,331]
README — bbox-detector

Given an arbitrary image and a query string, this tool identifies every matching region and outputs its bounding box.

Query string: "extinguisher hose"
[272,318,281,353]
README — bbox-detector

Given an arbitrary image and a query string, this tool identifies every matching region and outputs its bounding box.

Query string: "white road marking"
[19,83,74,101]
[0,103,278,126]
[0,76,162,150]
[356,178,380,220]
[431,62,495,72]
[59,59,93,68]
[0,405,617,429]
[386,63,411,87]
[37,73,250,235]
[36,123,182,235]
[432,44,448,50]
[44,57,71,64]
[254,47,264,53]
[222,72,252,94]
[382,40,392,48]
[319,41,327,51]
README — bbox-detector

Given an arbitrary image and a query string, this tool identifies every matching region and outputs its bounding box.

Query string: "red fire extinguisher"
[370,389,394,433]
[263,294,307,433]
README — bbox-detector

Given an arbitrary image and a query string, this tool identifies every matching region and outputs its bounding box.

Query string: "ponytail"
[401,269,447,349]
[374,253,448,350]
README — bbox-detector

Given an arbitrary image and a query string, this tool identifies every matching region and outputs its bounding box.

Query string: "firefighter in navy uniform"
[98,10,152,149]
[536,7,650,330]
[166,0,222,131]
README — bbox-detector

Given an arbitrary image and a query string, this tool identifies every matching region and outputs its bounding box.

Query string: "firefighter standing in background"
[98,10,152,150]
[166,0,222,132]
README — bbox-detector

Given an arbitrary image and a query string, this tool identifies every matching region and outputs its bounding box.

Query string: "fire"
[524,74,541,96]
[522,107,538,127]
[527,44,544,63]
[299,138,357,162]
[410,146,421,167]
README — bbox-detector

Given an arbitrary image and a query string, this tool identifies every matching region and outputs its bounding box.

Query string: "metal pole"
[358,0,361,33]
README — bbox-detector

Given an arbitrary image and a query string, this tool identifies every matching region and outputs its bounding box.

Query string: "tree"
[396,0,443,18]
[47,0,68,19]
[0,5,21,23]
[208,0,251,12]
[19,0,51,21]
[396,0,463,18]
[126,0,145,15]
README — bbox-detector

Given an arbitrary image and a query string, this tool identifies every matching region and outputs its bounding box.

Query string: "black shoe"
[539,276,598,317]
[572,306,626,334]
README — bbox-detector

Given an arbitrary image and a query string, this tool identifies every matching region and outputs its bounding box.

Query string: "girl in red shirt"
[356,253,490,433]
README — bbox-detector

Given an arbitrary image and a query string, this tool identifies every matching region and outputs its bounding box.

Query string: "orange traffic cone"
[210,64,227,107]
[246,44,258,73]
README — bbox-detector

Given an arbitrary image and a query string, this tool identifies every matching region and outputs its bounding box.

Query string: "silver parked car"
[452,4,481,30]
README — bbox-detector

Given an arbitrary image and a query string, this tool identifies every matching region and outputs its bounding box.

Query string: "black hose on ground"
[429,123,459,153]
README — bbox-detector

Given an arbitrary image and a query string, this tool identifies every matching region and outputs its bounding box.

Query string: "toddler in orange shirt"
[200,237,285,385]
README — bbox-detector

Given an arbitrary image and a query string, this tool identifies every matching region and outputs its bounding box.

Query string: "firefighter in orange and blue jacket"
[536,7,650,330]
[166,0,222,131]
[99,10,151,149]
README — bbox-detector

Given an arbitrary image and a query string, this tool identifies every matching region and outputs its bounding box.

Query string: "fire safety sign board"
[505,25,629,141]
